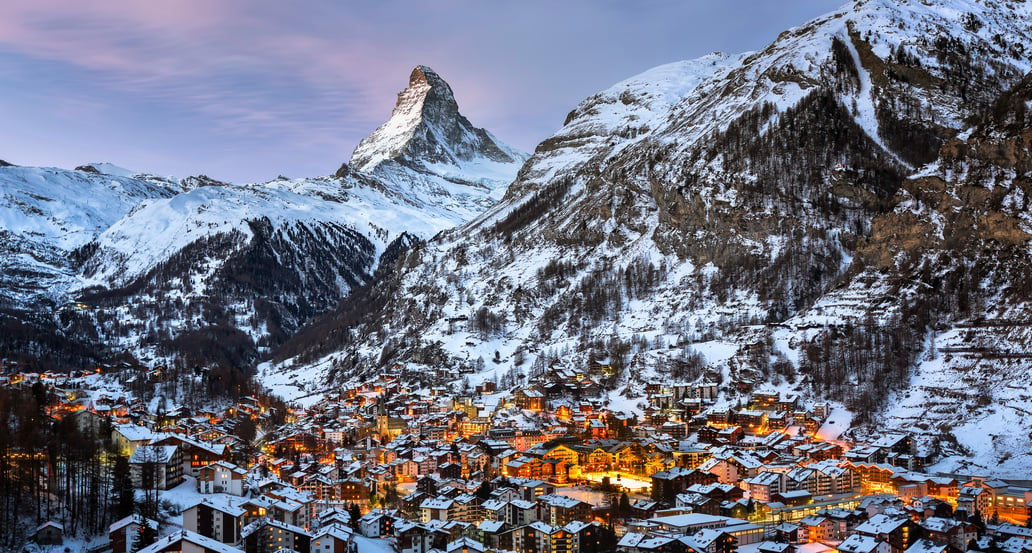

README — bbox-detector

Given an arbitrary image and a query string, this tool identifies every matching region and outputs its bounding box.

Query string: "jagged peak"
[347,65,525,176]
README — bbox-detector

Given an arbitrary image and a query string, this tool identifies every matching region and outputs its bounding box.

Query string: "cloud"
[0,0,845,182]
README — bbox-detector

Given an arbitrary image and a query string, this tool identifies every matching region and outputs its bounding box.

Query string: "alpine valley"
[5,0,1032,482]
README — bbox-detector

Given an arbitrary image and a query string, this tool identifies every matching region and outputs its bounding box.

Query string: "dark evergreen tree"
[111,454,136,520]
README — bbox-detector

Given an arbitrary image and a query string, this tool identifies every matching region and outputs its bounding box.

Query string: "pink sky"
[0,0,843,182]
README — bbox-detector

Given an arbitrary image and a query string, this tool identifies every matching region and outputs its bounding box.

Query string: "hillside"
[261,0,1032,476]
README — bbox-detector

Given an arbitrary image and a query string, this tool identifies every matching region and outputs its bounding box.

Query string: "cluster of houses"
[8,367,1032,553]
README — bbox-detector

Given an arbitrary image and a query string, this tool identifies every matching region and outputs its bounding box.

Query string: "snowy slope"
[778,72,1032,477]
[82,176,449,287]
[0,165,178,305]
[2,65,527,368]
[263,0,1032,478]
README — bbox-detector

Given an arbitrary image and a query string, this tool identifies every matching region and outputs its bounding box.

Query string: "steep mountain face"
[262,0,1032,473]
[344,66,528,221]
[781,73,1032,475]
[0,66,526,368]
[350,65,526,176]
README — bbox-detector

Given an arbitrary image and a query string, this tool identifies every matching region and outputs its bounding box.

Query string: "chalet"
[110,515,160,553]
[113,423,158,456]
[799,515,836,543]
[773,523,804,545]
[904,538,959,553]
[838,533,890,553]
[758,542,795,553]
[746,472,785,502]
[183,500,246,545]
[130,444,183,490]
[446,537,485,553]
[751,390,779,410]
[514,388,546,411]
[736,410,769,435]
[820,508,868,539]
[311,523,354,553]
[717,426,745,445]
[652,468,719,503]
[394,520,447,553]
[845,446,885,465]
[538,494,593,526]
[810,460,860,495]
[957,486,993,516]
[706,410,732,426]
[854,514,923,553]
[505,499,541,527]
[919,517,978,551]
[420,497,456,523]
[682,398,705,418]
[358,509,399,537]
[316,508,351,529]
[452,494,485,523]
[786,467,817,494]
[152,434,229,477]
[688,527,750,552]
[137,530,244,553]
[198,461,248,496]
[687,483,745,503]
[472,520,510,550]
[847,463,899,494]
[511,521,614,553]
[481,499,507,522]
[510,478,556,501]
[721,499,753,521]
[676,493,720,516]
[264,489,314,530]
[30,521,64,546]
[694,382,719,402]
[698,453,763,485]
[506,456,550,480]
[631,500,661,519]
[241,518,312,553]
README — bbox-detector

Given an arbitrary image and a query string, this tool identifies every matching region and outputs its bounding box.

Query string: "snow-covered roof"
[137,530,242,553]
[838,533,882,553]
[129,445,178,464]
[905,538,948,553]
[855,514,909,535]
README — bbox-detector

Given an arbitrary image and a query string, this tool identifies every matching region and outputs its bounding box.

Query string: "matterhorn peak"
[347,65,526,175]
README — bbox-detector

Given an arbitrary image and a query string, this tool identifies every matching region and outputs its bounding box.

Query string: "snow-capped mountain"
[0,164,179,307]
[0,65,526,366]
[263,0,1032,475]
[350,65,526,176]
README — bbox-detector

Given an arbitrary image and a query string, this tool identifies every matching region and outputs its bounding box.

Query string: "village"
[3,364,1032,553]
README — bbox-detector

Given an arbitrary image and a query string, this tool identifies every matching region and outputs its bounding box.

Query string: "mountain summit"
[348,65,525,175]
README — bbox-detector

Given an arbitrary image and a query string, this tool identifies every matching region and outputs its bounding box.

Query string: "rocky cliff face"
[349,65,525,176]
[793,73,1032,475]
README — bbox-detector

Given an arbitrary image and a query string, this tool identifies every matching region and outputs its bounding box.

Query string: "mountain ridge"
[0,65,526,369]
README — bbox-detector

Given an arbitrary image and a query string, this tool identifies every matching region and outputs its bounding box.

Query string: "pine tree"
[348,503,362,529]
[111,454,136,520]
